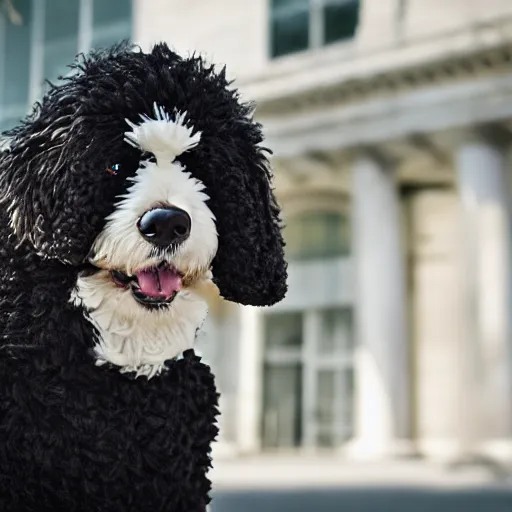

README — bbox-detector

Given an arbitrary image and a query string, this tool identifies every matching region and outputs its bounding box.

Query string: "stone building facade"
[134,0,512,462]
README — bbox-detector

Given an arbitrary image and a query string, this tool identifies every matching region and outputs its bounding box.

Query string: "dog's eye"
[106,163,120,175]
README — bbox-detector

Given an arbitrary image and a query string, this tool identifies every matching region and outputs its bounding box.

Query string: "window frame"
[0,0,132,130]
[269,0,360,59]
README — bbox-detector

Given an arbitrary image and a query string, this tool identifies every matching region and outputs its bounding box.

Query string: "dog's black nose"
[137,207,191,247]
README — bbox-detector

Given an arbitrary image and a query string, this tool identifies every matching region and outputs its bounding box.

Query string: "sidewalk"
[210,455,512,491]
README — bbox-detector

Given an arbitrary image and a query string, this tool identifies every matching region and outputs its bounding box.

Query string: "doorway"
[261,308,355,450]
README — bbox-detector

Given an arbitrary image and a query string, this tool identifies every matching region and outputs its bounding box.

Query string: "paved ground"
[211,486,512,512]
[210,455,511,490]
[209,455,512,511]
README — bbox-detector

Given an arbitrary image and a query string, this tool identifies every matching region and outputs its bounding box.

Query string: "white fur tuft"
[124,103,201,164]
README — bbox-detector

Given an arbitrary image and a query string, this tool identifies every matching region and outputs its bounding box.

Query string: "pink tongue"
[135,267,182,298]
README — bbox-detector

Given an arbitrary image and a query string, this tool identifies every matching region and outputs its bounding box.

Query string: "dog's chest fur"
[0,347,219,512]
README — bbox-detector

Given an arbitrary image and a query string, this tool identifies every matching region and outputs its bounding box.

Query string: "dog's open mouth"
[110,262,182,308]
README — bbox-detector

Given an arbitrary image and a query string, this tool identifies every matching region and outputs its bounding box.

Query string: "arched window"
[284,211,350,261]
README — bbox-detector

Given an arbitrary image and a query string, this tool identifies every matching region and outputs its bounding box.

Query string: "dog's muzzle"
[137,206,191,247]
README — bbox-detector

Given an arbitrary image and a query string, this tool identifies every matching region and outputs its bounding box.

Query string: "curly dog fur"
[0,43,287,511]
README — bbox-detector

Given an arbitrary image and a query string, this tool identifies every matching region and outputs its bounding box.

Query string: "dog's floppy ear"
[0,114,138,265]
[0,137,107,264]
[171,60,288,307]
[208,143,287,307]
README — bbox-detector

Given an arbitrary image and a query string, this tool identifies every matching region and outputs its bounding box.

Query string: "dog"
[0,43,287,512]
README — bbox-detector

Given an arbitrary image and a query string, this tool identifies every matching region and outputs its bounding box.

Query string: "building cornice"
[259,63,512,158]
[253,43,512,118]
[240,15,512,93]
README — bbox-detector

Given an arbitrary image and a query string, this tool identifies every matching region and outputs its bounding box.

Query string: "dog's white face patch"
[70,104,218,378]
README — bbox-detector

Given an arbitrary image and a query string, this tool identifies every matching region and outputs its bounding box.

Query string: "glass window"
[265,312,303,349]
[262,312,303,448]
[269,0,360,58]
[92,0,132,50]
[316,367,354,446]
[270,0,309,58]
[318,308,353,355]
[262,363,302,448]
[0,0,132,129]
[43,0,80,84]
[284,211,350,261]
[262,309,354,450]
[0,0,32,131]
[315,308,354,445]
[323,0,359,45]
[316,369,336,446]
[341,367,354,428]
[3,0,31,106]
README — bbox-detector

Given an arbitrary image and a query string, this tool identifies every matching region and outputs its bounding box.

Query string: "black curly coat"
[0,43,287,511]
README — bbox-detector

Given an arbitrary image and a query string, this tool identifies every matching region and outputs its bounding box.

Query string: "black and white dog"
[0,43,286,512]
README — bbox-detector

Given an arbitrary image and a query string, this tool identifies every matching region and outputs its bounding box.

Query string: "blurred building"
[0,0,132,131]
[1,0,512,465]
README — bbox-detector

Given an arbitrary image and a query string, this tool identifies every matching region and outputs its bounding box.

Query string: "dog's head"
[0,43,287,373]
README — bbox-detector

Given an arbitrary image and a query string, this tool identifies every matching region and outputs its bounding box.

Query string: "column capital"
[352,145,399,172]
[457,124,512,151]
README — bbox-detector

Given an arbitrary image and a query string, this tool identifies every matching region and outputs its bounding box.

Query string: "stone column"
[235,305,264,454]
[455,136,512,461]
[203,302,240,460]
[347,152,412,458]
